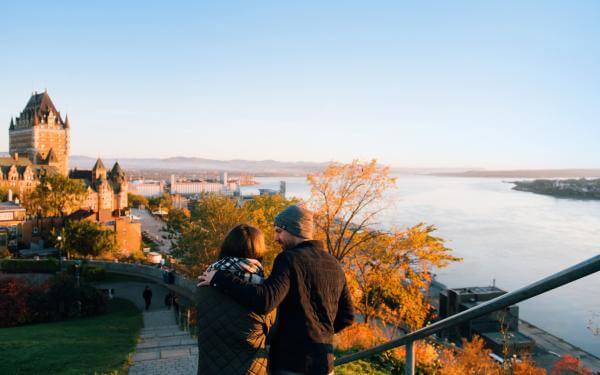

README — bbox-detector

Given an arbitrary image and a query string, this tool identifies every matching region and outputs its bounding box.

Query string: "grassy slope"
[0,298,142,375]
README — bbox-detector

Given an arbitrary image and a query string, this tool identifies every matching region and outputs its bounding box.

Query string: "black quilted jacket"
[196,287,276,375]
[211,240,355,374]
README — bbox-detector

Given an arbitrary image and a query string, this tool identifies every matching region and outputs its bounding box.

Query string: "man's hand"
[197,269,217,287]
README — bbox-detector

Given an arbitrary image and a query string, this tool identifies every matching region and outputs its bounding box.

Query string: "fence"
[334,254,600,374]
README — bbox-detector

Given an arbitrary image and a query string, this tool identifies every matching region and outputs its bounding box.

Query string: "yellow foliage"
[513,354,547,375]
[391,341,439,367]
[334,323,386,352]
[345,225,459,330]
[438,336,502,375]
[309,160,460,331]
[437,336,547,375]
[308,159,396,260]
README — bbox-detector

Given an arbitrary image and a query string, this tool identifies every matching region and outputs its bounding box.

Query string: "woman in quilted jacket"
[196,224,276,375]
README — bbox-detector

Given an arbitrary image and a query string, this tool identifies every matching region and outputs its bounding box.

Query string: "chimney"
[14,152,18,161]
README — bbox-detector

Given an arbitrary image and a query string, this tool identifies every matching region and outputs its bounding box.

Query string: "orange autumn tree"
[438,336,502,375]
[437,336,546,375]
[347,225,460,331]
[551,355,592,375]
[308,160,460,332]
[308,159,396,260]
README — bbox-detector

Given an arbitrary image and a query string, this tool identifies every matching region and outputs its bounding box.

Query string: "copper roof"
[92,158,106,171]
[15,91,66,127]
[24,91,60,118]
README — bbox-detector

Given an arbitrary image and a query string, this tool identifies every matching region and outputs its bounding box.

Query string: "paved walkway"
[95,281,171,312]
[132,208,173,253]
[92,281,198,374]
[129,308,198,375]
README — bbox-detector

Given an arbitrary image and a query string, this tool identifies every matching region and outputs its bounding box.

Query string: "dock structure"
[427,279,600,371]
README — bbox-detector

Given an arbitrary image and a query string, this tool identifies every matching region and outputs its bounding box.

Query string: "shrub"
[336,360,390,375]
[26,288,53,323]
[0,246,11,259]
[48,274,108,319]
[0,277,52,327]
[82,265,106,282]
[0,274,108,327]
[78,284,109,316]
[65,264,107,282]
[0,277,31,327]
[334,323,386,352]
[551,355,593,375]
[0,259,59,274]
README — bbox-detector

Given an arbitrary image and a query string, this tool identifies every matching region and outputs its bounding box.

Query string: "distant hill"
[68,156,483,176]
[69,155,328,175]
[6,152,595,178]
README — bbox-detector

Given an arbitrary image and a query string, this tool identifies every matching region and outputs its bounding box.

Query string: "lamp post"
[57,235,62,271]
[74,260,81,288]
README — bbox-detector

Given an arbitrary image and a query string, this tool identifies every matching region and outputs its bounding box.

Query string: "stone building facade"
[9,90,69,176]
[69,159,129,222]
[4,91,140,256]
[5,92,128,216]
[2,91,69,197]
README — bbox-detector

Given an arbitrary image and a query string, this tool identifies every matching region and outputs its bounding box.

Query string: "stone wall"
[72,260,198,302]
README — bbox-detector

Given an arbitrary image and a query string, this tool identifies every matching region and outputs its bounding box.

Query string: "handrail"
[335,254,600,368]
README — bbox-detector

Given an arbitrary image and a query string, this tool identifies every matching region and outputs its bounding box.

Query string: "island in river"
[512,178,600,200]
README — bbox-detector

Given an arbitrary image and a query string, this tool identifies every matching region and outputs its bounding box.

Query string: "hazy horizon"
[1,151,600,172]
[2,1,599,169]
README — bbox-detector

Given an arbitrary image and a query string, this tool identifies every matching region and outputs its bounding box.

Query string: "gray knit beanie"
[274,205,314,239]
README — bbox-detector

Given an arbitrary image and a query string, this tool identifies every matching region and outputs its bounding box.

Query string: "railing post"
[405,341,415,375]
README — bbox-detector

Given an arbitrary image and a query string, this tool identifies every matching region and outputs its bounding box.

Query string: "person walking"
[196,224,276,375]
[173,295,179,315]
[198,205,354,375]
[142,286,153,311]
[164,292,173,310]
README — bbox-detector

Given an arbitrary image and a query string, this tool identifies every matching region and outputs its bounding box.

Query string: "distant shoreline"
[430,169,600,178]
[510,178,600,200]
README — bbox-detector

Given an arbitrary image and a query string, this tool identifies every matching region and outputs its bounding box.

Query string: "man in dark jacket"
[142,286,152,311]
[198,205,354,375]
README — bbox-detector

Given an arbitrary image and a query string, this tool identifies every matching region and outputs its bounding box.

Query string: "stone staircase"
[129,309,198,375]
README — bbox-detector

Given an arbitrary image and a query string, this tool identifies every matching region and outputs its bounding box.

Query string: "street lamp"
[57,235,62,271]
[74,260,81,288]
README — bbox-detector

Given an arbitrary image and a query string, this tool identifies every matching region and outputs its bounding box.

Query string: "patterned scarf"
[206,257,265,285]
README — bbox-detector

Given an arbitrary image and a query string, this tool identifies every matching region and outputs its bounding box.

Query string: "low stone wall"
[65,260,198,302]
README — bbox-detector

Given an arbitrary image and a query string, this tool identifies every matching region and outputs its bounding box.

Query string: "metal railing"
[334,254,600,374]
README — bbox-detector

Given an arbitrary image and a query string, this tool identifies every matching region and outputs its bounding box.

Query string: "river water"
[241,175,600,357]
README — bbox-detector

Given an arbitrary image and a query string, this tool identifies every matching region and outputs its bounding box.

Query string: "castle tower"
[110,162,129,209]
[9,91,70,175]
[92,158,107,183]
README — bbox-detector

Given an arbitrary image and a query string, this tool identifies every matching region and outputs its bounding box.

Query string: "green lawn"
[0,298,143,375]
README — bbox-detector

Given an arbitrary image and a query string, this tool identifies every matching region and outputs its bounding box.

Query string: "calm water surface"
[242,175,600,357]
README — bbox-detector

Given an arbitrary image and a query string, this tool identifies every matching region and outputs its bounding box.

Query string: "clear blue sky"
[1,1,599,169]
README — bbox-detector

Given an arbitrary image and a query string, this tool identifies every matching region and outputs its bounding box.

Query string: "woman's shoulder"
[197,287,274,323]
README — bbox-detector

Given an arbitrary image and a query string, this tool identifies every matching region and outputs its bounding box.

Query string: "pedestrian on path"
[142,286,153,311]
[164,292,173,310]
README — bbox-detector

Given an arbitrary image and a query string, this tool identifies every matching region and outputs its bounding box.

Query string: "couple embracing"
[196,205,355,375]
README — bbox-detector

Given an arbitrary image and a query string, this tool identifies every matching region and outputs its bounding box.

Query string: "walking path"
[129,308,198,375]
[132,208,173,253]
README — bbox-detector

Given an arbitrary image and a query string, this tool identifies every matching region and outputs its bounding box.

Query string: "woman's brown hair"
[219,224,267,261]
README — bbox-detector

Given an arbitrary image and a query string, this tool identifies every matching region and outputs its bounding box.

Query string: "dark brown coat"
[196,286,275,375]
